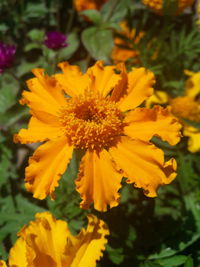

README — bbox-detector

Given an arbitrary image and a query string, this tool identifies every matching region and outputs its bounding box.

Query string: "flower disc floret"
[59,92,125,150]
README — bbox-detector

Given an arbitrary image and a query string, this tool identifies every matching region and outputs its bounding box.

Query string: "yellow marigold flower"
[14,61,181,211]
[171,71,200,152]
[146,71,200,153]
[112,21,144,64]
[0,212,109,267]
[73,0,108,12]
[183,126,200,153]
[142,0,195,15]
[185,70,200,98]
[170,96,200,122]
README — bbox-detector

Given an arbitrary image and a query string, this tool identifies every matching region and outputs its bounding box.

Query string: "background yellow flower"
[146,71,200,152]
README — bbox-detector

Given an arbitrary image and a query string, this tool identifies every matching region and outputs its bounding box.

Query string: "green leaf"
[184,256,194,267]
[80,9,102,24]
[148,233,200,260]
[101,0,131,23]
[27,29,44,42]
[81,26,113,61]
[58,32,79,60]
[106,245,124,265]
[0,24,8,33]
[24,43,42,52]
[25,3,47,18]
[16,58,44,76]
[0,145,15,186]
[0,85,18,114]
[156,255,188,266]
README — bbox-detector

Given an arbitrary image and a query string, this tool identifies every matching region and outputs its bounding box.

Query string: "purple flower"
[44,31,68,50]
[0,43,16,73]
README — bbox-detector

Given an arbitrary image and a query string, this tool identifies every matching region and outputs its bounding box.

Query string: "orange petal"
[19,212,73,267]
[25,136,73,200]
[21,69,66,116]
[86,61,122,97]
[7,212,109,267]
[68,214,109,267]
[56,61,90,97]
[14,116,62,144]
[118,67,155,111]
[8,238,29,267]
[110,63,128,102]
[109,137,177,197]
[76,149,122,211]
[124,106,182,145]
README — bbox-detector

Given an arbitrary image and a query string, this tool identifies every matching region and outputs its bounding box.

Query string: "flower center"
[59,92,125,150]
[170,96,200,122]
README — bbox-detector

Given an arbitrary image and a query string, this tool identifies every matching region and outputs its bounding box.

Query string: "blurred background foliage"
[0,0,200,266]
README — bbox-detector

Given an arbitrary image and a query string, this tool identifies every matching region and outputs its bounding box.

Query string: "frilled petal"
[118,67,155,111]
[68,214,109,267]
[21,69,66,116]
[184,125,200,153]
[124,106,182,145]
[19,212,73,267]
[8,238,29,267]
[109,136,177,197]
[0,261,7,267]
[86,61,122,97]
[56,62,90,97]
[25,136,73,200]
[110,63,128,102]
[5,212,109,267]
[76,149,122,211]
[14,115,63,144]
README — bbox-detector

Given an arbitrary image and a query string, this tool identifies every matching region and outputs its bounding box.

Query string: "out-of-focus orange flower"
[112,22,144,64]
[14,61,181,211]
[142,0,195,15]
[0,212,109,267]
[73,0,108,12]
[146,71,200,153]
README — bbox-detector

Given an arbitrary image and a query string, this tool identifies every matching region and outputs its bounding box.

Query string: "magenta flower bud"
[0,43,16,73]
[44,31,68,50]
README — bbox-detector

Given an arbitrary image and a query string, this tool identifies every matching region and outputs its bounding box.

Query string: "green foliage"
[0,0,200,266]
[81,0,131,62]
[82,27,114,61]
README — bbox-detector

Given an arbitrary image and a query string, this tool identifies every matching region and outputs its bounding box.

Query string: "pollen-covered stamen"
[59,92,125,150]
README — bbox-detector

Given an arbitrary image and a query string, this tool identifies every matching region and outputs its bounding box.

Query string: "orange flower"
[142,0,195,15]
[112,22,144,64]
[14,61,181,211]
[73,0,108,12]
[146,71,200,153]
[0,212,109,267]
